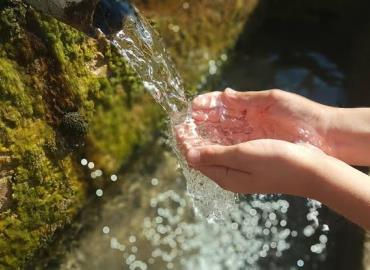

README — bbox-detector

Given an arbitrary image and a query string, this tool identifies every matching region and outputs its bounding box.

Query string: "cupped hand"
[181,138,370,231]
[189,88,333,153]
[175,88,334,197]
[175,89,370,229]
[183,139,325,197]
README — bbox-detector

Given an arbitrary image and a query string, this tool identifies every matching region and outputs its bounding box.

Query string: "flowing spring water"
[108,8,237,221]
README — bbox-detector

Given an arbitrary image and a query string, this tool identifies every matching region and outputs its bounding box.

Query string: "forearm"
[311,155,370,230]
[326,107,370,166]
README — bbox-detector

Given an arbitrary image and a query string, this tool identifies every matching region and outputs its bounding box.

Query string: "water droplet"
[319,234,328,244]
[151,178,159,186]
[81,158,88,166]
[129,235,137,243]
[96,189,103,197]
[102,226,110,234]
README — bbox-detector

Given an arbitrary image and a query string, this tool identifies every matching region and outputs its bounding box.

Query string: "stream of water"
[108,7,238,222]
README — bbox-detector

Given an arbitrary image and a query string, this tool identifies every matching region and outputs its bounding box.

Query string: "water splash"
[109,10,188,115]
[106,8,236,221]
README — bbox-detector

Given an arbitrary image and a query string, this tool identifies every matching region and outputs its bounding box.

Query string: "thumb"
[222,88,271,109]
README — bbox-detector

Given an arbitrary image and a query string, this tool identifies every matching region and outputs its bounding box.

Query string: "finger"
[197,165,251,194]
[192,91,222,110]
[186,144,253,171]
[221,88,273,110]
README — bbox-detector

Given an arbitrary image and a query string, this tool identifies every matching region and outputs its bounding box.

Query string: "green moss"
[0,1,162,268]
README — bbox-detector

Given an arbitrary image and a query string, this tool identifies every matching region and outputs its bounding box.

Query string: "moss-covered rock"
[0,2,159,269]
[0,0,258,268]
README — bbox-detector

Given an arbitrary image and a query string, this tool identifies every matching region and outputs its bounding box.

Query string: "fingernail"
[187,149,200,164]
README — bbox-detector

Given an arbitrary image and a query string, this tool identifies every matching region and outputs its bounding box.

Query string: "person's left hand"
[187,89,331,150]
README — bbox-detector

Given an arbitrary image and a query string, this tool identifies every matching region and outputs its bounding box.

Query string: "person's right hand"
[181,137,370,230]
[190,88,334,154]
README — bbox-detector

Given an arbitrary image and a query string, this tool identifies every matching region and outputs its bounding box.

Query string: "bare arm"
[327,108,370,166]
[310,152,370,229]
[182,140,370,230]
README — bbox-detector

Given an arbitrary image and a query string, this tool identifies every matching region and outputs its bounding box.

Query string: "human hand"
[179,137,370,230]
[175,88,370,229]
[188,88,333,153]
[181,138,325,197]
[174,88,331,196]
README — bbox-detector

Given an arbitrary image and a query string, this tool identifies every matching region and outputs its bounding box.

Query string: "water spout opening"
[92,0,135,36]
[25,0,135,37]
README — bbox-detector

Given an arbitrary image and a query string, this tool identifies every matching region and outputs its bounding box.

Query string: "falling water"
[109,9,187,115]
[107,7,237,221]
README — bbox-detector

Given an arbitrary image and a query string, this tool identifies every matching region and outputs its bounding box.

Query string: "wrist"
[308,104,339,156]
[303,153,337,202]
[288,144,331,199]
[316,106,354,160]
[306,152,370,229]
[323,107,370,165]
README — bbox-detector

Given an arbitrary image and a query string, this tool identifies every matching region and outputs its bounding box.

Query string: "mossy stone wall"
[0,0,258,268]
